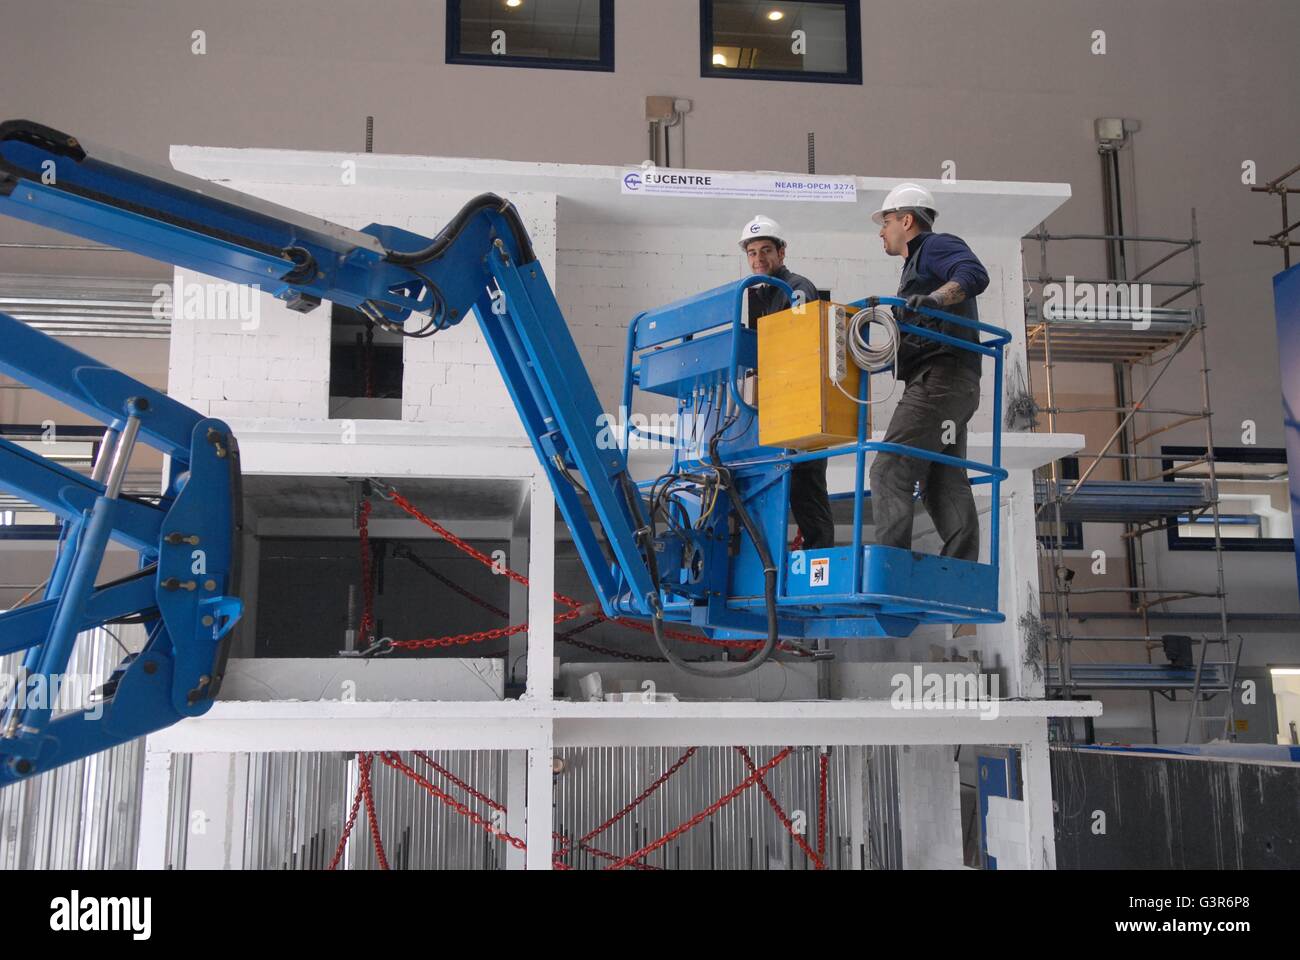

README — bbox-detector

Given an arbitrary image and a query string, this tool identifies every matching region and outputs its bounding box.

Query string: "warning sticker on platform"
[621,167,857,203]
[810,558,830,588]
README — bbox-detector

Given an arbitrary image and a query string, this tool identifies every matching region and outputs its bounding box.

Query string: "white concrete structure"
[140,145,1096,870]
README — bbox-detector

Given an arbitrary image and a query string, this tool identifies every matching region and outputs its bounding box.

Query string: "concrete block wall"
[984,795,1029,870]
[168,180,557,442]
[897,744,965,869]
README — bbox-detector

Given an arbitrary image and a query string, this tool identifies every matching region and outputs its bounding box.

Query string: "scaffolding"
[1027,211,1240,743]
[1252,162,1300,270]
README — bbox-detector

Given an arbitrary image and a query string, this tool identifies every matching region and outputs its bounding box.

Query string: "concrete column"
[1020,723,1057,870]
[182,752,249,870]
[505,751,528,871]
[525,739,554,871]
[526,475,555,703]
[135,744,170,869]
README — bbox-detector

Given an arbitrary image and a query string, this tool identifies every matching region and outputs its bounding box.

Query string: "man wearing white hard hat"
[738,215,834,550]
[868,184,990,561]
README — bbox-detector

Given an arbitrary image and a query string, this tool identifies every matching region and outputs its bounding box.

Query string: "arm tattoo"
[932,281,967,307]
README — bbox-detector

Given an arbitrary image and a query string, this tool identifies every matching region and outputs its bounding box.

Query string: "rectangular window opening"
[328,304,404,421]
[702,0,862,84]
[1163,446,1294,552]
[447,0,616,72]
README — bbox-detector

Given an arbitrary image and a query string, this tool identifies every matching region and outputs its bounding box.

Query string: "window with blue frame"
[447,0,615,72]
[701,0,862,84]
[1163,446,1294,552]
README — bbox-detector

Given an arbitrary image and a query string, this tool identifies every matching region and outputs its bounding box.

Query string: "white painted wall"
[897,744,965,869]
[168,179,557,441]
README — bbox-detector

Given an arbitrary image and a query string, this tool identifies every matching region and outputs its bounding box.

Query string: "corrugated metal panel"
[0,624,149,869]
[164,746,864,871]
[166,751,512,870]
[553,746,858,871]
[864,746,903,870]
[164,754,192,870]
[0,274,170,339]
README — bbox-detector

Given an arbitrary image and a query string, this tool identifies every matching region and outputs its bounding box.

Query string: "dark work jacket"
[894,232,988,381]
[746,266,820,330]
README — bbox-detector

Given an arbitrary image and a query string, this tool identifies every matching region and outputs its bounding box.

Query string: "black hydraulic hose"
[383,193,536,267]
[620,472,779,679]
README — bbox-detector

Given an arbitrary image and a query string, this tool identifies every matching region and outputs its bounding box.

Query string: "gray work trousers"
[869,359,982,561]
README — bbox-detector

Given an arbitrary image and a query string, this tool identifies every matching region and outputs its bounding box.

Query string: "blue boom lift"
[0,120,1010,784]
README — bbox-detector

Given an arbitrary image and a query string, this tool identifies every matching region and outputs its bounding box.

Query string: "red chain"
[558,619,666,664]
[357,501,376,647]
[390,491,585,608]
[581,747,698,845]
[387,486,808,658]
[412,752,505,813]
[818,749,830,863]
[389,607,585,651]
[380,753,569,868]
[360,753,390,870]
[328,765,367,871]
[605,748,794,871]
[397,547,511,619]
[398,753,572,869]
[735,747,825,870]
[336,746,815,872]
[378,752,527,851]
[580,842,661,871]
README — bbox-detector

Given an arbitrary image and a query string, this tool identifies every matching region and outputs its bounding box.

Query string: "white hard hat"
[739,215,786,250]
[871,183,938,226]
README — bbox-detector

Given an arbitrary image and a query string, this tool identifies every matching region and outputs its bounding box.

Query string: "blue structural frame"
[0,119,1010,780]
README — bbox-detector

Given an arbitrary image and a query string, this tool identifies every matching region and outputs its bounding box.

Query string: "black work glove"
[906,293,943,313]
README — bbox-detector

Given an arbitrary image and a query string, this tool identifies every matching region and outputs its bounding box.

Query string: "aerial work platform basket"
[623,278,1011,641]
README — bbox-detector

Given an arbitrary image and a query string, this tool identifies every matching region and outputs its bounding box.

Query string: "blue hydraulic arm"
[0,319,242,785]
[0,120,661,617]
[0,120,674,783]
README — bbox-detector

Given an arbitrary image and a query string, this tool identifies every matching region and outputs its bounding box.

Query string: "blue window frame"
[701,0,862,84]
[1163,446,1295,553]
[447,0,616,73]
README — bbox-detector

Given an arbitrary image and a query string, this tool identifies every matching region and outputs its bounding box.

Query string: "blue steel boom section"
[0,120,1010,781]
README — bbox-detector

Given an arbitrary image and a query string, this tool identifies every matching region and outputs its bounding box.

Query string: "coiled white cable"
[834,304,901,406]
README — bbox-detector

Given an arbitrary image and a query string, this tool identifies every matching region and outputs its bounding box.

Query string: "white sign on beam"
[621,167,857,203]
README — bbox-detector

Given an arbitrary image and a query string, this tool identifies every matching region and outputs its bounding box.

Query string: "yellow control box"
[757,300,868,450]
